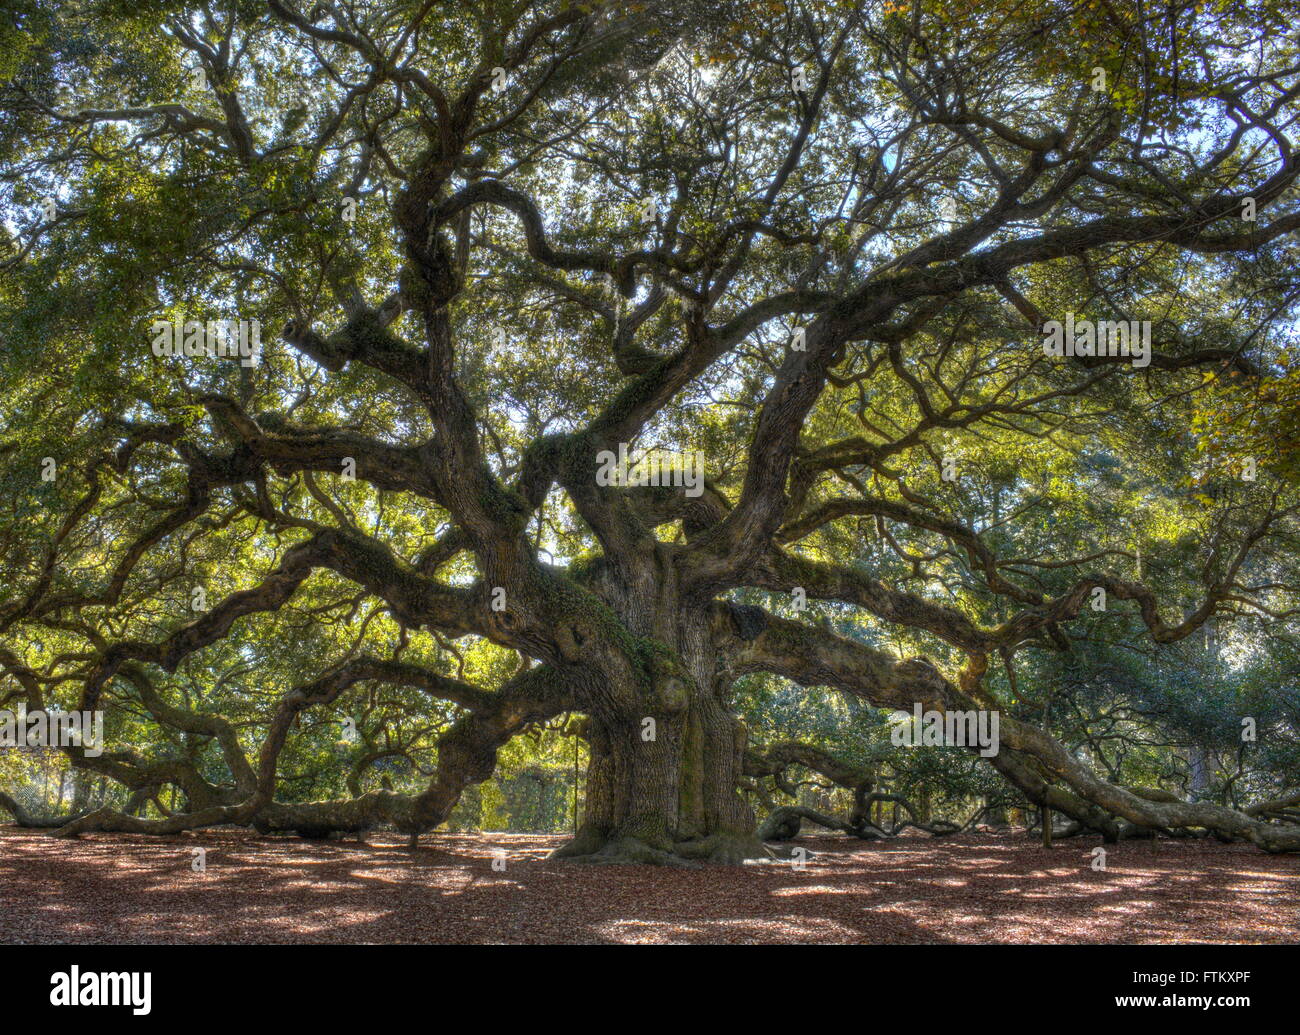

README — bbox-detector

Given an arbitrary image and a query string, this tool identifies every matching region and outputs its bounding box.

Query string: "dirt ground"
[1,827,1296,944]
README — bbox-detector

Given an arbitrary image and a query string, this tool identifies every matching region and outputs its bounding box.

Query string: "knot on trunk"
[727,602,768,642]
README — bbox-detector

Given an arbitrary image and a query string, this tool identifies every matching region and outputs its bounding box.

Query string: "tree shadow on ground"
[0,828,1295,944]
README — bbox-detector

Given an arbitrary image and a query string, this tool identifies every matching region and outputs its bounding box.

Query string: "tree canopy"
[2,0,1299,862]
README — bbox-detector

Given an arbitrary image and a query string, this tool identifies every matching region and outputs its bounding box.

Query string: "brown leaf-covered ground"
[1,827,1296,944]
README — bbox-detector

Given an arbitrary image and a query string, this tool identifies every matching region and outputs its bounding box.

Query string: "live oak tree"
[3,0,1300,863]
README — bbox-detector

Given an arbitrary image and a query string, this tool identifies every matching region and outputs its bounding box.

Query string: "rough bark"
[5,0,1300,866]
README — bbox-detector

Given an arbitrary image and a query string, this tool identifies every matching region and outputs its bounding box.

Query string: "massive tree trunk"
[552,590,764,864]
[557,703,758,864]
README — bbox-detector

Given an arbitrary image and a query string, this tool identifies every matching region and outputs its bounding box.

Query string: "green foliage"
[1,0,1298,835]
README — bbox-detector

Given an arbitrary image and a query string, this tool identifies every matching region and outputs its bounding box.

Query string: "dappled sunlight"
[2,828,1295,944]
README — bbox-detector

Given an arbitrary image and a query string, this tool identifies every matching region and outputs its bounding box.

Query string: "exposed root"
[0,792,91,830]
[674,833,774,865]
[551,836,699,867]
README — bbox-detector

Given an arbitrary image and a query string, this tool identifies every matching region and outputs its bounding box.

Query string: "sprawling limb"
[50,656,574,838]
[712,602,1300,852]
[6,0,1300,864]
